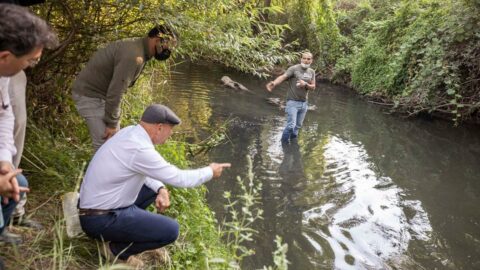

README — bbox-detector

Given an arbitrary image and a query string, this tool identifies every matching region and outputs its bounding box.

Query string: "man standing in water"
[72,25,177,151]
[266,52,315,144]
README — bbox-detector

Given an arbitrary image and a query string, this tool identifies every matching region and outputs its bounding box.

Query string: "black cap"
[141,104,181,125]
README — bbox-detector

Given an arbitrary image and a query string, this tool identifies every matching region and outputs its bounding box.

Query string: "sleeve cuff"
[145,176,165,193]
[203,166,214,182]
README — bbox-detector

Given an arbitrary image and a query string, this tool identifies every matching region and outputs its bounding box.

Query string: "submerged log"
[265,97,317,111]
[221,76,253,93]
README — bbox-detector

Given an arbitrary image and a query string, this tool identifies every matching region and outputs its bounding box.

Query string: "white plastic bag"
[62,192,83,238]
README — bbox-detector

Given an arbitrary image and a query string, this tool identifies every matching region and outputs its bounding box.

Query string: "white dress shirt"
[0,76,15,229]
[79,124,213,209]
[0,77,16,164]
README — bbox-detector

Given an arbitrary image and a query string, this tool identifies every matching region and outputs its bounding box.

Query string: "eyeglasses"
[28,57,41,67]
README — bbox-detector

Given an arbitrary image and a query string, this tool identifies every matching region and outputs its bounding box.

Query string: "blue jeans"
[0,174,28,233]
[79,185,179,260]
[281,100,308,143]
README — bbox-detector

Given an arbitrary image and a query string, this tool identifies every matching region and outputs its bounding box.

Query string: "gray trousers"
[72,92,107,151]
[9,71,27,217]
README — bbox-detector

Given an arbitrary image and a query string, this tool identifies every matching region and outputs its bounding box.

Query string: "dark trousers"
[79,185,179,259]
[0,173,28,234]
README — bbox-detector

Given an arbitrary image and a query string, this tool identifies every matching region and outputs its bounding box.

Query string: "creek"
[158,61,480,270]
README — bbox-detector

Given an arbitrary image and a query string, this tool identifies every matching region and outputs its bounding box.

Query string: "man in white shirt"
[79,104,231,267]
[0,3,57,248]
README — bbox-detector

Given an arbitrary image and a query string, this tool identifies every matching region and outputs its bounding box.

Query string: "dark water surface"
[159,62,480,270]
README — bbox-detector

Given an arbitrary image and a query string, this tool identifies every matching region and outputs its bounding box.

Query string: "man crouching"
[78,104,230,268]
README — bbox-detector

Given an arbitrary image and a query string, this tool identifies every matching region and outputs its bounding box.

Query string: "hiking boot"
[0,229,22,245]
[12,216,43,230]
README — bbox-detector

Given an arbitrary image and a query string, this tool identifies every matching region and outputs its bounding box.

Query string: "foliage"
[183,119,230,157]
[12,2,297,266]
[11,0,480,267]
[218,155,289,269]
[269,0,343,73]
[26,0,296,129]
[221,155,263,267]
[156,137,232,269]
[262,236,289,270]
[333,0,480,123]
[172,1,297,77]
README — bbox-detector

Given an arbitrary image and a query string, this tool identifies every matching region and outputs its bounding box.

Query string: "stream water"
[158,61,480,270]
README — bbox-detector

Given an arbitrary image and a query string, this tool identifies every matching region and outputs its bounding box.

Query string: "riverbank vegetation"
[6,0,479,269]
[28,0,480,128]
[263,0,480,123]
[335,0,480,124]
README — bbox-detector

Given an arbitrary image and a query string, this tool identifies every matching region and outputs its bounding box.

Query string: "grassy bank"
[332,0,480,124]
[1,68,236,269]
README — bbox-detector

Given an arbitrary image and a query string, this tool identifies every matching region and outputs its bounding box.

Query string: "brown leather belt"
[78,208,113,216]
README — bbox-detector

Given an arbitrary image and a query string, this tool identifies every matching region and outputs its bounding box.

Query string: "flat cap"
[141,104,181,125]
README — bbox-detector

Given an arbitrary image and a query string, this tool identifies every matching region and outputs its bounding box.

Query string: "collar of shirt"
[135,124,154,146]
[0,77,10,90]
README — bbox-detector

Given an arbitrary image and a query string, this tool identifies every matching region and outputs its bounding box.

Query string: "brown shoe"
[124,255,145,269]
[144,247,170,265]
[99,241,145,269]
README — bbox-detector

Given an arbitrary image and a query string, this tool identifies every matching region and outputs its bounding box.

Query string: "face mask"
[301,63,310,69]
[154,43,171,61]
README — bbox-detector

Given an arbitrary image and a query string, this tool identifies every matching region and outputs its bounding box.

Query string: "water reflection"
[277,140,317,269]
[302,136,433,269]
